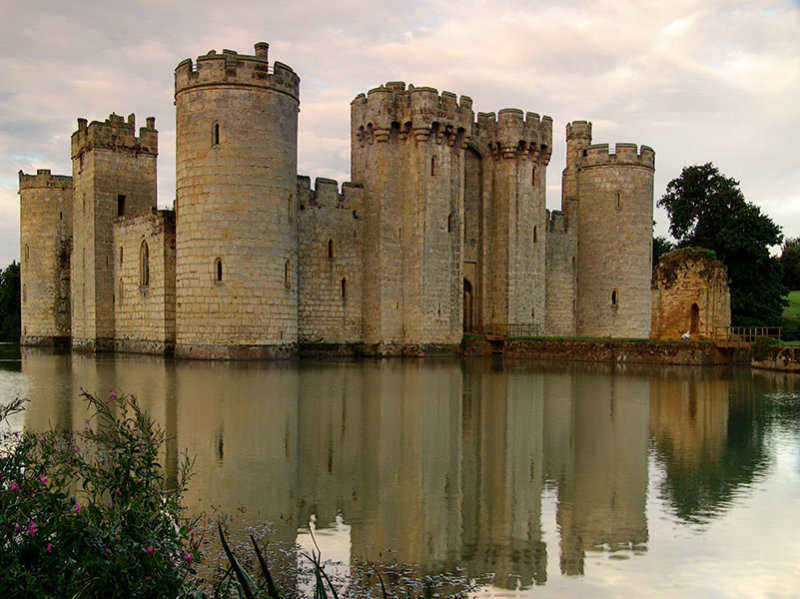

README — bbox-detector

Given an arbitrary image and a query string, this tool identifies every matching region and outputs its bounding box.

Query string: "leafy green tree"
[652,235,674,265]
[0,261,21,342]
[779,237,800,291]
[658,163,786,326]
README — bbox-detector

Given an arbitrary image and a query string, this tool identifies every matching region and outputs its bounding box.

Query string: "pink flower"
[146,546,154,554]
[9,481,19,491]
[14,523,20,532]
[28,521,37,537]
[38,475,48,485]
[46,543,53,553]
[104,548,111,556]
[109,391,117,399]
[182,552,193,563]
[73,502,81,514]
[85,419,90,425]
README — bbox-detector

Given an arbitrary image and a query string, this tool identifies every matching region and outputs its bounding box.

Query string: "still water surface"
[1,344,799,597]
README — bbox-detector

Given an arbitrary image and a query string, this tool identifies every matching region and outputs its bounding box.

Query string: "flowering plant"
[0,391,200,598]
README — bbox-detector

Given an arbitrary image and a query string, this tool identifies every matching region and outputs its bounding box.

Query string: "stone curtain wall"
[545,209,576,336]
[113,211,176,354]
[19,170,73,345]
[297,177,364,345]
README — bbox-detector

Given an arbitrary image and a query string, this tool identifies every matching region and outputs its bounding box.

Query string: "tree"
[653,235,674,265]
[658,163,786,326]
[0,261,21,342]
[779,237,800,291]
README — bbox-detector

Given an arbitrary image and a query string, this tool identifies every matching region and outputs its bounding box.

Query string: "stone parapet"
[175,43,299,101]
[71,113,157,159]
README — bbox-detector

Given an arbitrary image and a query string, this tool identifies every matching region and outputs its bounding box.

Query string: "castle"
[18,42,655,358]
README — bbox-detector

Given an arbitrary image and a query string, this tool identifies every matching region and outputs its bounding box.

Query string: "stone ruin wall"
[651,249,731,340]
[297,177,364,345]
[113,210,176,354]
[18,169,73,345]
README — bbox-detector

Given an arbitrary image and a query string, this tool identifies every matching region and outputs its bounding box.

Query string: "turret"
[174,43,300,358]
[18,169,73,347]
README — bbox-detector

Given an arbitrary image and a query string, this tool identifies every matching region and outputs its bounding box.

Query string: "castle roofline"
[174,43,299,101]
[71,113,158,159]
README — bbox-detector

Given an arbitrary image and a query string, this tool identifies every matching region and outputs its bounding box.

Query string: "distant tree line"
[0,261,20,342]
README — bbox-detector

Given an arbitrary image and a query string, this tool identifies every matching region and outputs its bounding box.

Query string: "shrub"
[0,391,200,598]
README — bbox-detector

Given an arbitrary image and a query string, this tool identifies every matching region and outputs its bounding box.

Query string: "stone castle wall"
[297,177,364,345]
[70,114,158,351]
[18,43,662,358]
[19,169,73,345]
[174,44,300,358]
[113,210,176,354]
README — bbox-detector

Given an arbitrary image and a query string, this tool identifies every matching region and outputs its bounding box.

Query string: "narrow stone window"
[611,289,618,306]
[25,245,29,261]
[119,278,123,304]
[213,122,220,146]
[328,239,334,260]
[22,284,26,304]
[572,256,576,272]
[616,192,621,209]
[140,241,150,287]
[59,211,62,220]
[447,214,453,233]
[532,166,536,186]
[284,260,291,289]
[117,194,126,217]
[533,226,538,243]
[288,194,293,221]
[119,246,123,266]
[341,277,346,299]
[431,155,436,176]
[215,258,223,283]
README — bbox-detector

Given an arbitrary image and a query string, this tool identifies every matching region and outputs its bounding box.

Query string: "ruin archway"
[690,303,700,336]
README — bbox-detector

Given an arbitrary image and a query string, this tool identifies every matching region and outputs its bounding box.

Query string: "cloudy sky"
[1,0,798,268]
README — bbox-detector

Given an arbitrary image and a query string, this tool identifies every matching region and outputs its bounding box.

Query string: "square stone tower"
[70,114,158,351]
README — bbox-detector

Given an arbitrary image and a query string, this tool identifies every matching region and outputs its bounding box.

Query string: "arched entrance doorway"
[464,279,474,333]
[690,303,700,336]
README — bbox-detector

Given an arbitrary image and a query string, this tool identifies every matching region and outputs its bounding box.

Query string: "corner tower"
[19,169,73,346]
[351,83,473,354]
[568,122,655,338]
[174,43,300,358]
[71,114,158,351]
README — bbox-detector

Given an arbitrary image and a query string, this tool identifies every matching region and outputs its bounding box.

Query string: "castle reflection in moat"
[20,351,765,589]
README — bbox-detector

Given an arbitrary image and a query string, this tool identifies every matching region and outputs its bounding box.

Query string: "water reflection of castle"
[21,352,762,589]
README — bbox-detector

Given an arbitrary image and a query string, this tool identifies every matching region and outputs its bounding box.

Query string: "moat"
[1,344,799,597]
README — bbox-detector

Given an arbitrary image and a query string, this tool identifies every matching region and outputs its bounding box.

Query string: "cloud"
[1,0,798,266]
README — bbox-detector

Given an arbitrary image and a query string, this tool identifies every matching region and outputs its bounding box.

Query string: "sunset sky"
[1,0,798,267]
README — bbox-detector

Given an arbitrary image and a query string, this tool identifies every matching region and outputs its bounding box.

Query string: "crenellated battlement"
[297,176,363,212]
[19,169,72,191]
[580,143,655,169]
[475,109,553,163]
[566,120,592,141]
[352,82,473,146]
[71,113,157,159]
[546,209,569,234]
[174,43,299,101]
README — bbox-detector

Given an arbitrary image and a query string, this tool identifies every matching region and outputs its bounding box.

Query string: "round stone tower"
[571,123,655,338]
[174,43,300,358]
